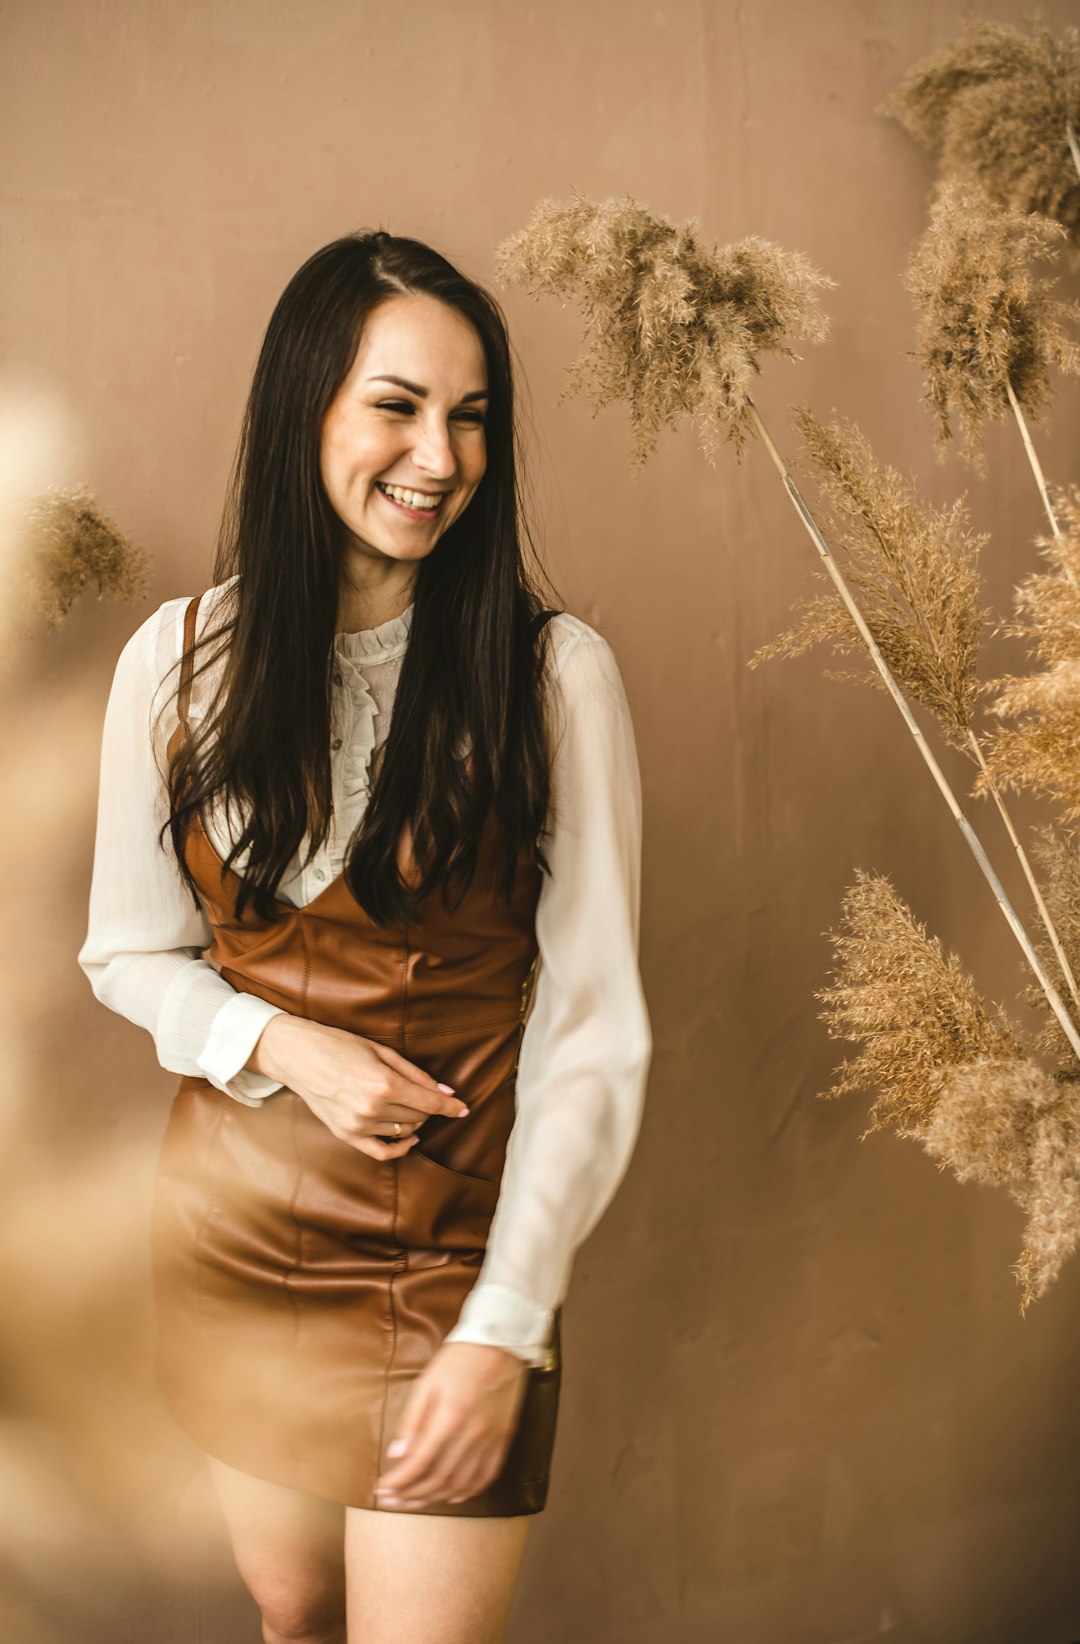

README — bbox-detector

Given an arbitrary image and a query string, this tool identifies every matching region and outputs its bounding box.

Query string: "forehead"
[351,293,487,388]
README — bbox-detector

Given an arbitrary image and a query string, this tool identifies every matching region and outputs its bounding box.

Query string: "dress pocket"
[395,1147,502,1253]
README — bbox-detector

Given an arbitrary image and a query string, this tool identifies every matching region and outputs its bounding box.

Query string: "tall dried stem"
[1006,379,1067,552]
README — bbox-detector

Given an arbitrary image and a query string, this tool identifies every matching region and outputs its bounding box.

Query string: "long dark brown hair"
[162,231,561,927]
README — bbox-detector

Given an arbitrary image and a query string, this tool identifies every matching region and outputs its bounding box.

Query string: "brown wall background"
[3,2,1080,1640]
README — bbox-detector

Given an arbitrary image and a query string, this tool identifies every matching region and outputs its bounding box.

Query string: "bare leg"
[207,1456,347,1644]
[345,1506,531,1644]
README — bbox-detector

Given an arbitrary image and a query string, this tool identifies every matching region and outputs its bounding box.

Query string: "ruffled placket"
[325,603,414,876]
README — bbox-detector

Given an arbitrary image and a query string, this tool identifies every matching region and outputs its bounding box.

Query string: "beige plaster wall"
[2,1,1080,1640]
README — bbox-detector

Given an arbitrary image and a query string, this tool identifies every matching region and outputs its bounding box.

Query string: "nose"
[410,415,457,480]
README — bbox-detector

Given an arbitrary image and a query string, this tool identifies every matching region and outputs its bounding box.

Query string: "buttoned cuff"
[442,1282,555,1369]
[197,993,287,1107]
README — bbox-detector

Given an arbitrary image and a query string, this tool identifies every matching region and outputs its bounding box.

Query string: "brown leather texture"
[150,593,561,1515]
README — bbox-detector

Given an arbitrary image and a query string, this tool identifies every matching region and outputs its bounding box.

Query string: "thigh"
[208,1455,347,1631]
[345,1506,531,1644]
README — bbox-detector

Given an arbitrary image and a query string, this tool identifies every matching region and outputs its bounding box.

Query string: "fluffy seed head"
[903,179,1080,466]
[923,1058,1080,1308]
[750,407,990,755]
[882,18,1080,248]
[494,190,834,467]
[14,485,149,638]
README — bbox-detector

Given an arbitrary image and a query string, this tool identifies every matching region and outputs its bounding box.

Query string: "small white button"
[333,671,343,686]
[331,737,343,750]
[314,868,326,882]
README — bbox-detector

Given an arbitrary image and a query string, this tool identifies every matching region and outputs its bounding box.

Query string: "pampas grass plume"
[882,18,1080,247]
[922,1059,1080,1306]
[494,190,834,466]
[815,869,1024,1136]
[751,407,989,754]
[904,179,1080,467]
[17,485,148,634]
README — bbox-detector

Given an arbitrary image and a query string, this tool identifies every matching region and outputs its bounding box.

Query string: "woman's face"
[320,291,489,570]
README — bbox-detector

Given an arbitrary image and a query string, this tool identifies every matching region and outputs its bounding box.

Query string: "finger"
[390,1423,485,1504]
[366,1044,470,1117]
[376,1382,438,1492]
[377,1408,463,1496]
[366,1099,445,1127]
[352,1134,421,1162]
[441,1439,507,1506]
[367,1040,452,1090]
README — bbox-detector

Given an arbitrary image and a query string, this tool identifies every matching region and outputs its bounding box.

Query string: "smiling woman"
[77,230,652,1644]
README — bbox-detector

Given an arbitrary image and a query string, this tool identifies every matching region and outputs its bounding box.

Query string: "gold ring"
[393,1121,403,1139]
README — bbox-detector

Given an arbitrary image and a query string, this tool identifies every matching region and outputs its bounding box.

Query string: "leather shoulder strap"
[176,593,202,730]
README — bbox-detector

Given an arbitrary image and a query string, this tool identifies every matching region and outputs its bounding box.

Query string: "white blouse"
[78,581,652,1368]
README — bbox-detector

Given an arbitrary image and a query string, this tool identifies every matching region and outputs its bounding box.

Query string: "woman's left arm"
[442,620,654,1366]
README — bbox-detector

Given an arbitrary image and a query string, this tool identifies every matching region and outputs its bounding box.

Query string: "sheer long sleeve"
[442,620,652,1367]
[77,601,286,1105]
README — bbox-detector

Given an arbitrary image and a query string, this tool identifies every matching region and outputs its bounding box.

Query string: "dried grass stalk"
[494,190,833,466]
[922,1059,1080,1307]
[756,410,1080,1015]
[815,869,1025,1135]
[17,485,148,632]
[903,179,1080,469]
[881,18,1080,245]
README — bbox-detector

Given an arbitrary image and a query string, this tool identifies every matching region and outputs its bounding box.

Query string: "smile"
[375,481,446,516]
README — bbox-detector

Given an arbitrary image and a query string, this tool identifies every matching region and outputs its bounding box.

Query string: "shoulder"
[541,611,634,724]
[544,610,627,682]
[112,578,235,717]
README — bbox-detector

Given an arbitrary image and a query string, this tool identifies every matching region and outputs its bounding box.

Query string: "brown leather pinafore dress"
[150,594,561,1516]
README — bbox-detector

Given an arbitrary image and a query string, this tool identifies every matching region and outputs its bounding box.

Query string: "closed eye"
[376,400,485,424]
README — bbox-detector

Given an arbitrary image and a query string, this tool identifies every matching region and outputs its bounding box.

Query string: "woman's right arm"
[77,600,287,1105]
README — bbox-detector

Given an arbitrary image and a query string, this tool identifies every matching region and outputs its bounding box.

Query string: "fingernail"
[436,1082,456,1093]
[455,1107,470,1118]
[387,1438,407,1458]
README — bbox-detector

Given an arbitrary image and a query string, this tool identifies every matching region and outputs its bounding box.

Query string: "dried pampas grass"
[904,179,1080,468]
[819,872,1080,1306]
[816,869,1024,1136]
[16,485,148,633]
[978,490,1080,821]
[494,190,833,465]
[754,409,1080,1023]
[499,185,1080,1296]
[922,1059,1080,1307]
[881,18,1080,245]
[751,408,988,755]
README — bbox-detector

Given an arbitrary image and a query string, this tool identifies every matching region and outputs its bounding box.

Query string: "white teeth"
[380,482,442,510]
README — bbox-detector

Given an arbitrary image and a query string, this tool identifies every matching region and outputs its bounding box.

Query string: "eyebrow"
[367,375,490,403]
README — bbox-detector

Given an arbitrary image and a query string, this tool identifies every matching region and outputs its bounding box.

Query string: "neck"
[336,556,417,633]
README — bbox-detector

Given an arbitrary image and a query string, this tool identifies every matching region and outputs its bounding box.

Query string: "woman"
[78,230,651,1644]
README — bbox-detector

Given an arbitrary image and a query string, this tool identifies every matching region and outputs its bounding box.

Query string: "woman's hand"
[247,1014,469,1160]
[374,1343,529,1510]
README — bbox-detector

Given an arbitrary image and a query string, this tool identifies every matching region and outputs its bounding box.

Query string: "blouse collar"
[333,601,414,664]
